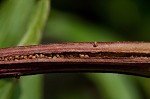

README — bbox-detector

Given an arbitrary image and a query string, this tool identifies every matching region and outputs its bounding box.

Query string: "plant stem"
[0,42,150,78]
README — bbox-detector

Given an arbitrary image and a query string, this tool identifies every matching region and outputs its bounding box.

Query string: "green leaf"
[0,0,34,47]
[0,0,50,99]
[18,0,50,46]
[0,80,21,99]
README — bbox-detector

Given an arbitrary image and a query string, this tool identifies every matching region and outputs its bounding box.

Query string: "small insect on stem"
[93,42,98,47]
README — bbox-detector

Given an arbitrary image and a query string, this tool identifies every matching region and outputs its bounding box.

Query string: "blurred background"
[0,0,150,99]
[43,0,150,99]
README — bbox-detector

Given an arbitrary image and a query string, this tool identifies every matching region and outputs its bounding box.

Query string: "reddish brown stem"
[0,42,150,78]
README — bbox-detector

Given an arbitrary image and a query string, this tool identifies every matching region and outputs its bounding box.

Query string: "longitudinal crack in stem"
[0,42,150,78]
[1,52,150,61]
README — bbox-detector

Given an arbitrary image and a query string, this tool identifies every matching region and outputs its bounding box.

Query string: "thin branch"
[0,42,150,78]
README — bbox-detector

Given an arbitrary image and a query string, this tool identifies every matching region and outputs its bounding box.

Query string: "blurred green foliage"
[0,0,49,99]
[0,0,150,99]
[43,0,150,99]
